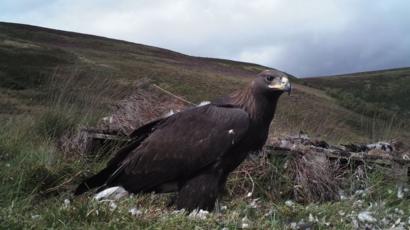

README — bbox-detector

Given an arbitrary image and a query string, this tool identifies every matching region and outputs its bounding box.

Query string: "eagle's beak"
[268,76,292,95]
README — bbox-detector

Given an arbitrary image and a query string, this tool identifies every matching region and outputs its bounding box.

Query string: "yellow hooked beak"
[268,76,292,95]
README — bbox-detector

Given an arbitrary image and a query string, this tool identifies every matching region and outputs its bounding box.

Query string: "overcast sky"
[1,0,410,77]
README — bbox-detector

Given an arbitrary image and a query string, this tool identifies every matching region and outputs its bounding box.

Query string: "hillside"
[1,22,409,229]
[1,21,404,143]
[303,68,410,122]
[0,21,268,107]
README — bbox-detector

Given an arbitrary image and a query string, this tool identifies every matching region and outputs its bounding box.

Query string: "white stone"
[109,201,117,211]
[129,208,143,217]
[382,217,390,225]
[352,219,359,229]
[188,209,209,220]
[93,186,129,201]
[172,209,185,214]
[249,198,259,208]
[358,211,376,223]
[285,200,295,207]
[31,214,41,219]
[395,218,402,225]
[353,199,363,208]
[308,213,315,222]
[102,116,113,123]
[397,186,404,199]
[339,190,347,200]
[354,189,365,196]
[62,199,70,209]
[241,216,251,229]
[394,208,404,215]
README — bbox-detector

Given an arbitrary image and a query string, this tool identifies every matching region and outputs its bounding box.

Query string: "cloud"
[1,0,410,76]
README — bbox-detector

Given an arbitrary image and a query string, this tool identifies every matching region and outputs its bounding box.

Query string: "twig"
[152,84,196,106]
[44,171,84,193]
[244,170,255,198]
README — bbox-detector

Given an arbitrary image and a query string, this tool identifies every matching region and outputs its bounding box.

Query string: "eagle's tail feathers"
[74,166,115,195]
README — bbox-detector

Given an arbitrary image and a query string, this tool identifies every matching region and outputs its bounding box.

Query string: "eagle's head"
[253,69,292,95]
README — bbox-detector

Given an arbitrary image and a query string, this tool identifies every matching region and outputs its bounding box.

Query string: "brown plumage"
[75,69,291,211]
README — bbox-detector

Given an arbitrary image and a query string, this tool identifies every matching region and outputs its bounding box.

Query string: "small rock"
[308,213,316,222]
[382,217,390,225]
[129,208,142,217]
[395,218,401,225]
[31,214,41,220]
[109,201,117,211]
[353,200,363,208]
[285,200,295,207]
[62,199,70,209]
[241,216,251,228]
[338,190,347,200]
[352,218,359,229]
[358,211,376,223]
[264,209,274,217]
[249,198,259,208]
[172,209,185,214]
[94,186,129,201]
[354,190,366,197]
[394,208,404,215]
[397,186,404,199]
[188,209,209,220]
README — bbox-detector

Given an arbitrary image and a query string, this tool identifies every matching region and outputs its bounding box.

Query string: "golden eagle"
[75,69,291,211]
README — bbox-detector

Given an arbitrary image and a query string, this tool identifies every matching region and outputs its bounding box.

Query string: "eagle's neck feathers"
[229,84,280,125]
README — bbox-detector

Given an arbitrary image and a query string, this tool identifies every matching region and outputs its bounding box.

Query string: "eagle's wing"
[108,104,250,191]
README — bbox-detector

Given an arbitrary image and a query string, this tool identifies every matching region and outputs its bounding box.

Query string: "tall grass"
[34,69,128,139]
[0,71,409,229]
[0,70,128,227]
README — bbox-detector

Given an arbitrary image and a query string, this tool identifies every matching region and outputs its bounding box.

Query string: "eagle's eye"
[266,75,274,81]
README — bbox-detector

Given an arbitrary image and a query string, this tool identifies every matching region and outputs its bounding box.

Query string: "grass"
[1,114,409,229]
[303,68,410,123]
[0,77,408,228]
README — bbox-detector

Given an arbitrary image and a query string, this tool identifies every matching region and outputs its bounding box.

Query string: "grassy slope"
[1,22,403,143]
[302,68,410,143]
[1,22,409,229]
[0,22,266,106]
[303,68,410,121]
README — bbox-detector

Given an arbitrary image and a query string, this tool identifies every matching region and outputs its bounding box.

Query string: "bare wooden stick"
[152,84,196,106]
